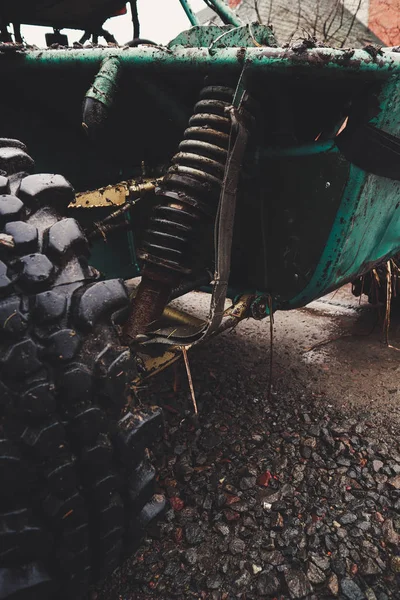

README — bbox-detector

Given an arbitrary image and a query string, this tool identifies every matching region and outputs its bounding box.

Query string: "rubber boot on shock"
[124,84,254,342]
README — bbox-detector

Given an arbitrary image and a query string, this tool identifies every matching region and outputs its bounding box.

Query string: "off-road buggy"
[0,1,400,598]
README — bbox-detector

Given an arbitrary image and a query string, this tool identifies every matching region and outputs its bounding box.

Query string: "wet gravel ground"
[96,287,400,600]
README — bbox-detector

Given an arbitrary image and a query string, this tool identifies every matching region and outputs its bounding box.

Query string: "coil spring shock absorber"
[124,83,254,342]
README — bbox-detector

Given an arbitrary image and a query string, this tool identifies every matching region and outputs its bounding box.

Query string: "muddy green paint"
[205,0,242,26]
[1,41,400,310]
[5,47,400,77]
[261,140,336,158]
[285,74,400,309]
[85,56,121,109]
[178,0,200,26]
[168,24,277,49]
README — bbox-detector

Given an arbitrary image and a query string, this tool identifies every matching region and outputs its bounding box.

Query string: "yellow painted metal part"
[221,293,253,322]
[133,293,254,386]
[70,178,161,208]
[161,305,205,328]
[133,306,206,386]
[134,348,182,385]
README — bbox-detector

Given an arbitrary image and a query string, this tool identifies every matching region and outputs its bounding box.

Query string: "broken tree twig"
[267,295,274,402]
[181,346,198,415]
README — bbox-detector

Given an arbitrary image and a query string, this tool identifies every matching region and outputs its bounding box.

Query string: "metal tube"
[84,56,121,108]
[9,47,400,77]
[131,0,140,39]
[205,0,242,26]
[178,0,200,26]
[161,305,205,327]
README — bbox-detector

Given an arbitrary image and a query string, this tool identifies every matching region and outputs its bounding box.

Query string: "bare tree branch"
[340,0,363,46]
[267,0,274,25]
[254,0,263,23]
[295,0,302,33]
[323,0,342,40]
[313,0,320,36]
[326,1,347,43]
[238,0,389,48]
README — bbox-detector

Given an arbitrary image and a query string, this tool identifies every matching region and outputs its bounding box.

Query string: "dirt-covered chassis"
[44,41,400,363]
[1,1,400,598]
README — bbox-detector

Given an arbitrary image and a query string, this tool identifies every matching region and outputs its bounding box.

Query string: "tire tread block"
[17,253,55,290]
[128,459,156,512]
[0,297,27,337]
[0,509,51,563]
[2,338,42,378]
[114,407,163,466]
[4,221,38,255]
[44,329,81,363]
[0,148,34,176]
[0,195,24,227]
[0,562,56,600]
[19,174,74,211]
[45,219,88,260]
[34,291,66,323]
[74,280,129,330]
[0,140,165,599]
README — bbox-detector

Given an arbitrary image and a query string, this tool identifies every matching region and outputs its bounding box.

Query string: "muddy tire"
[0,140,165,599]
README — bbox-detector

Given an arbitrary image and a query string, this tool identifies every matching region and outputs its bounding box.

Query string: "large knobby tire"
[0,140,165,600]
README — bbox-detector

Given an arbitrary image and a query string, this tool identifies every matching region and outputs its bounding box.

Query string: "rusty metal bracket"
[132,292,254,383]
[70,178,161,208]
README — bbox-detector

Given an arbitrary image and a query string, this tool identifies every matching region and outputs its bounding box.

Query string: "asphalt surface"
[96,285,400,600]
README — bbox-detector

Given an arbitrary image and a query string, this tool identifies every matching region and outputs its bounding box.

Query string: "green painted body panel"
[285,75,400,309]
[1,41,400,310]
[230,146,352,301]
[168,24,278,49]
[84,56,122,108]
[5,46,400,75]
